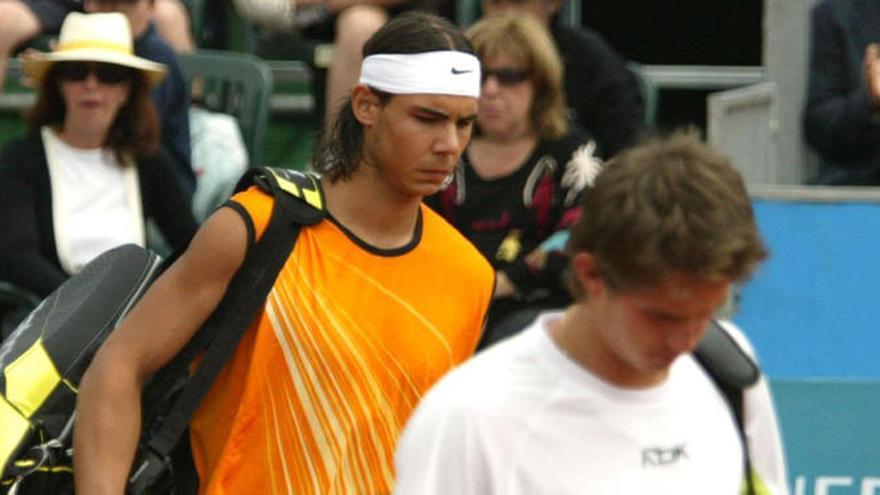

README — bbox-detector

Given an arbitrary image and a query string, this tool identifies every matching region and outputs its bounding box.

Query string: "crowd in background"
[0,0,647,325]
[2,0,869,492]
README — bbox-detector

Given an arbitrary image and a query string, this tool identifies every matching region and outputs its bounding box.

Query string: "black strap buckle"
[127,445,172,494]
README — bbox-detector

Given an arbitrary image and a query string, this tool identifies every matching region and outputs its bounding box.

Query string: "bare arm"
[74,207,248,494]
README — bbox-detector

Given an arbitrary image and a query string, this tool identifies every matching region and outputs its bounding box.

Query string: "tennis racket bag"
[0,245,163,494]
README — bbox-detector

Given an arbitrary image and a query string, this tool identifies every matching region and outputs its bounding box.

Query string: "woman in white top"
[0,12,196,301]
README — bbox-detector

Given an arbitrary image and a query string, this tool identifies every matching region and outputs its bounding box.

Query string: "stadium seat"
[177,49,273,166]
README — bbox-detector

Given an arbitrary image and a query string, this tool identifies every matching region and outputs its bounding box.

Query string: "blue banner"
[771,380,880,494]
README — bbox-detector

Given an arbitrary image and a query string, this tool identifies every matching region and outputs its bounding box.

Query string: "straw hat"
[23,12,167,87]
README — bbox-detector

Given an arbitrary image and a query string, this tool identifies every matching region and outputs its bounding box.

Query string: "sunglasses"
[481,68,529,86]
[55,62,133,84]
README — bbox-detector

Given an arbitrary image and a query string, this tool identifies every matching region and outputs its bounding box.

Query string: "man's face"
[84,0,154,38]
[358,90,477,200]
[481,0,559,25]
[589,271,731,387]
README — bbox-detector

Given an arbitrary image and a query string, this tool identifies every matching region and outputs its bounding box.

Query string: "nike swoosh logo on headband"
[451,67,473,75]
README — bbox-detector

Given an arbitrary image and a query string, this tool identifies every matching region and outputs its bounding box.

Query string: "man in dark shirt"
[481,0,645,158]
[804,0,880,185]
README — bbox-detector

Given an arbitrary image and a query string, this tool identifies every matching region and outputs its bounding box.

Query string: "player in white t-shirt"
[394,132,790,495]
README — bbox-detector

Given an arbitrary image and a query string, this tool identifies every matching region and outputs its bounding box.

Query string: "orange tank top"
[189,187,494,494]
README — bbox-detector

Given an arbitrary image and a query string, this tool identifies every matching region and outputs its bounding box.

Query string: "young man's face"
[84,0,154,38]
[588,270,731,387]
[357,90,477,200]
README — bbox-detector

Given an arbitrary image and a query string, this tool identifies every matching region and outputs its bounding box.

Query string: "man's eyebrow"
[413,106,478,122]
[413,106,449,118]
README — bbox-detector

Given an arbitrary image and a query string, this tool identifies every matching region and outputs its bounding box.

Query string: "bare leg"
[324,4,388,129]
[153,0,195,52]
[0,1,42,89]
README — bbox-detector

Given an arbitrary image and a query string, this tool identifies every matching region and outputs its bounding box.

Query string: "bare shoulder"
[174,205,250,284]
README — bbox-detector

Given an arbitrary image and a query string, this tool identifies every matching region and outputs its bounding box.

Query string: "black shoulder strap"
[128,168,324,492]
[693,320,761,495]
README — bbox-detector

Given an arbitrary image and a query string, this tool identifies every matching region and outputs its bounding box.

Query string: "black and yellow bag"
[0,167,324,494]
[0,244,163,493]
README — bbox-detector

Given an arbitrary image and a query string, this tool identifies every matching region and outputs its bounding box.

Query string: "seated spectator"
[0,12,197,301]
[232,0,422,129]
[804,0,880,185]
[425,13,601,349]
[0,0,194,193]
[481,0,645,159]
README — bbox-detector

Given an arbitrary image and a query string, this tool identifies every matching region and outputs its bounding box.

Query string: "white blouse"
[42,127,144,274]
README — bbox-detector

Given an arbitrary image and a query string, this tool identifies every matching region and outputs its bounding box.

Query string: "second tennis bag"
[0,244,163,494]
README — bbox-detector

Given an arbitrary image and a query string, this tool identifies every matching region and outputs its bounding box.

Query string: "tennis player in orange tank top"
[189,188,492,493]
[74,12,494,494]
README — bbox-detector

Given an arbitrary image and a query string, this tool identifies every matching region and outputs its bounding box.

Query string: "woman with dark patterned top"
[425,13,601,349]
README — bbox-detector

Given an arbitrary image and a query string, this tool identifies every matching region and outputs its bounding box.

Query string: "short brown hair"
[466,13,567,140]
[26,64,160,163]
[567,131,768,298]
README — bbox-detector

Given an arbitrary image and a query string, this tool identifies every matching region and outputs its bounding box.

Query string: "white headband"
[359,51,481,98]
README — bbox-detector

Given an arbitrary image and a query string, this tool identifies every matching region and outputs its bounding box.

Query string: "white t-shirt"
[43,127,144,274]
[394,311,789,495]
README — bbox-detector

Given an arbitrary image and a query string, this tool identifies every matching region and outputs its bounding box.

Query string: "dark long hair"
[26,63,160,164]
[312,11,475,181]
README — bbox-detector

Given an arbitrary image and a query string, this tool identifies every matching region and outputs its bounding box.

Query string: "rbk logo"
[451,67,473,75]
[642,444,688,467]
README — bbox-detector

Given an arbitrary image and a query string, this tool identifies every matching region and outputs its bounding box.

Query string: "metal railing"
[2,62,768,114]
[638,65,766,91]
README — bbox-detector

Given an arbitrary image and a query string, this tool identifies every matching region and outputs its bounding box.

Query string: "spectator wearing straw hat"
[0,0,195,193]
[0,12,197,300]
[83,0,193,192]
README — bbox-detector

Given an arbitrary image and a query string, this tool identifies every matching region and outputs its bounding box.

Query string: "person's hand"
[494,271,517,300]
[524,247,548,272]
[863,43,880,110]
[17,47,48,88]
